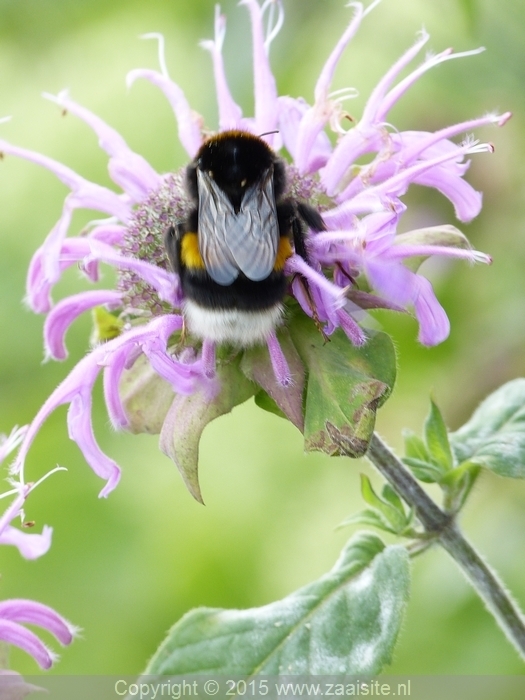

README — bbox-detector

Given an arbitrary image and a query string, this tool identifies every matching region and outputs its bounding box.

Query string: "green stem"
[366,432,525,660]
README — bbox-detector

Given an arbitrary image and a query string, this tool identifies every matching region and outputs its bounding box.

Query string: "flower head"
[1,1,508,498]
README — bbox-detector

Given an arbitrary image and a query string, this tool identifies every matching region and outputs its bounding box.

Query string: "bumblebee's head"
[193,130,275,211]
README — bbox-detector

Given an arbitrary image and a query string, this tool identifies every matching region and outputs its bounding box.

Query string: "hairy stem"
[366,432,525,660]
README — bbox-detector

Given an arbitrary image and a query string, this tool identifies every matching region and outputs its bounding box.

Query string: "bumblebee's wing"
[225,166,279,282]
[197,166,279,284]
[197,169,239,285]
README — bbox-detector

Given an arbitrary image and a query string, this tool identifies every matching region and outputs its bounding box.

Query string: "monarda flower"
[1,1,509,501]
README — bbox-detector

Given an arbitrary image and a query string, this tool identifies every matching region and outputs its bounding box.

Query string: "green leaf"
[403,430,431,463]
[424,399,453,473]
[144,533,410,675]
[91,305,124,343]
[441,460,479,487]
[289,315,396,457]
[360,474,408,533]
[253,389,287,420]
[401,401,453,484]
[338,509,399,535]
[381,483,405,514]
[402,457,446,484]
[159,358,256,503]
[450,379,525,478]
[441,461,481,513]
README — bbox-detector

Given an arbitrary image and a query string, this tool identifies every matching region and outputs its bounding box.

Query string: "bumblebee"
[165,130,324,346]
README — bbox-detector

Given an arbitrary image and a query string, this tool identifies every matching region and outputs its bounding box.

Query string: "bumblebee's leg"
[276,199,325,261]
[164,207,199,273]
[290,215,310,263]
[164,222,184,274]
[297,201,326,234]
[277,199,313,263]
[164,220,192,348]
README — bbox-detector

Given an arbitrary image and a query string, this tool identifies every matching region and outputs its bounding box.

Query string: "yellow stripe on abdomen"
[273,236,293,271]
[180,232,205,269]
[182,232,293,274]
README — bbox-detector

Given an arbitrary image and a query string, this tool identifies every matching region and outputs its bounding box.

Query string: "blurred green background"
[1,0,525,677]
